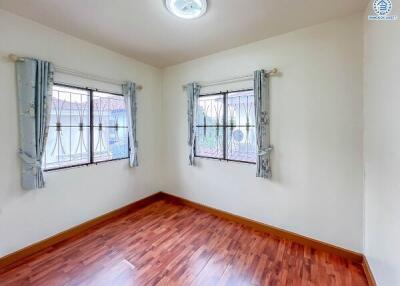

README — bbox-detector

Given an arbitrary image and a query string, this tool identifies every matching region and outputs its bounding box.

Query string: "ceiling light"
[166,0,207,19]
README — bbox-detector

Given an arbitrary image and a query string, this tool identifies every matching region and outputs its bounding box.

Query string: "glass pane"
[50,86,90,127]
[226,126,257,163]
[196,94,224,126]
[70,93,90,127]
[227,90,255,127]
[93,92,127,128]
[195,127,223,159]
[93,127,129,162]
[70,127,90,163]
[45,126,61,168]
[44,126,91,169]
[45,85,91,170]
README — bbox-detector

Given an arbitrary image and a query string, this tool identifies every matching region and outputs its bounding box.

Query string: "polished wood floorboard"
[0,199,368,286]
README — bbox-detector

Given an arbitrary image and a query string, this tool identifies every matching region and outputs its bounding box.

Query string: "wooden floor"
[0,199,368,286]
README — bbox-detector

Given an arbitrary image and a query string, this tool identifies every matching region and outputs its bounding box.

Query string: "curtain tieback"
[257,146,273,156]
[19,150,41,174]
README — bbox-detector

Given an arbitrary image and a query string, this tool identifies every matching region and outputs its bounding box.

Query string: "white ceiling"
[0,0,368,68]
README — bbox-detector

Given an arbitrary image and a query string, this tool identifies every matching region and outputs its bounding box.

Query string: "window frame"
[194,88,256,165]
[44,83,130,172]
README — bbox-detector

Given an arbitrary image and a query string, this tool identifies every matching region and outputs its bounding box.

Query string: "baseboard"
[0,191,366,272]
[160,192,364,263]
[0,192,164,270]
[362,255,377,286]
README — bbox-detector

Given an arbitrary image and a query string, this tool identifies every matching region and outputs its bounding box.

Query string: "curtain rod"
[8,54,143,91]
[182,68,278,90]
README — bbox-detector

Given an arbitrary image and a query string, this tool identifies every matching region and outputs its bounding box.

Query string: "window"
[44,84,129,171]
[195,89,257,164]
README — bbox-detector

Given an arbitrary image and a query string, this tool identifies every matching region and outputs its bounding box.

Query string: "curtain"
[186,82,201,166]
[16,59,54,190]
[123,82,138,167]
[254,70,273,179]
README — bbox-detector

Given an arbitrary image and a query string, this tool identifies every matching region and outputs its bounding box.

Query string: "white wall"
[0,8,368,260]
[162,15,364,252]
[0,9,163,257]
[364,3,400,285]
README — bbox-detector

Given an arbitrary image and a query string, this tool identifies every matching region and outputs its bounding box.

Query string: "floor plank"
[0,199,368,286]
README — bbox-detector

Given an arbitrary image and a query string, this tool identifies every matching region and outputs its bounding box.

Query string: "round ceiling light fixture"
[166,0,207,19]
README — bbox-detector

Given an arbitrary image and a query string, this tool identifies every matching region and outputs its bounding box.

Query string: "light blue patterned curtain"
[122,82,138,167]
[254,70,273,179]
[16,58,54,190]
[186,82,201,166]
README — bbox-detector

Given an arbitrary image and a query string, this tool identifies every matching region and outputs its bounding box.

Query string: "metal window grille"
[195,89,256,164]
[44,83,129,171]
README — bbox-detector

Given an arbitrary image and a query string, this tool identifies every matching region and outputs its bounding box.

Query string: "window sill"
[44,157,129,173]
[194,155,256,165]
